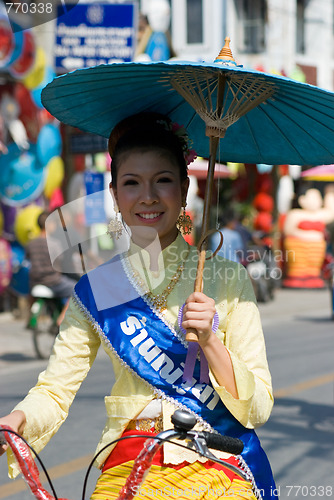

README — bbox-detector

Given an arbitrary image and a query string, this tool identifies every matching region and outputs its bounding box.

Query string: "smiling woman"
[112,151,186,250]
[109,116,189,250]
[0,112,276,500]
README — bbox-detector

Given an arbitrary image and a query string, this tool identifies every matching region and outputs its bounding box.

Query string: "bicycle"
[0,410,260,500]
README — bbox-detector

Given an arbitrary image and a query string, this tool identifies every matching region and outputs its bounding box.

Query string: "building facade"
[139,0,334,90]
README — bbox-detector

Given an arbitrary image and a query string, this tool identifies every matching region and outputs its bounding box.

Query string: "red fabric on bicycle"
[102,429,245,482]
[2,426,69,500]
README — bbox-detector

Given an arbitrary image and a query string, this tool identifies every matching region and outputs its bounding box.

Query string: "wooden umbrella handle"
[185,136,220,342]
[185,230,223,341]
[185,248,207,341]
[185,76,226,342]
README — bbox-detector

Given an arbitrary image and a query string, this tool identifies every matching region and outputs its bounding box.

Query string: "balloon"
[14,205,43,246]
[49,187,64,211]
[31,66,56,108]
[9,241,30,295]
[0,207,3,234]
[23,46,47,90]
[36,124,62,166]
[0,143,45,206]
[14,82,40,142]
[0,202,17,238]
[0,238,12,295]
[9,29,35,79]
[5,27,23,68]
[44,156,65,198]
[0,17,14,68]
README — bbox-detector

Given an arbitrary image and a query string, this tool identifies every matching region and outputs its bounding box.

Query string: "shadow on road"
[258,397,334,486]
[0,353,36,363]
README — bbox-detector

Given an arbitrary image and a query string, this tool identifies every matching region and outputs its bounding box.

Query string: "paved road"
[256,288,334,500]
[0,286,333,500]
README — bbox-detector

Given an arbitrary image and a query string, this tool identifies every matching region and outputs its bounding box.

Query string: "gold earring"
[176,205,193,235]
[107,206,123,240]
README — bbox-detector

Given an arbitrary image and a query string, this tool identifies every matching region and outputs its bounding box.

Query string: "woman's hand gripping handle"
[185,229,223,342]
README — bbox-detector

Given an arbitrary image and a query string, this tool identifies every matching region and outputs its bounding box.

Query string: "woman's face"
[111,151,189,250]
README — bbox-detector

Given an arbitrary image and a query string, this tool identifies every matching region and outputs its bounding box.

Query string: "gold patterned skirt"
[91,460,257,499]
[90,430,257,500]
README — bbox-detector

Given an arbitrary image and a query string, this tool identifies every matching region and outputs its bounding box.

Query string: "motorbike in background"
[244,236,281,303]
[27,285,63,359]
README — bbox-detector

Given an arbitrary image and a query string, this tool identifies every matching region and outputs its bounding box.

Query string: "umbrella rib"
[254,100,322,163]
[170,69,277,134]
[170,72,209,112]
[170,77,201,109]
[205,74,214,113]
[223,75,249,117]
[226,76,276,118]
[271,96,334,155]
[192,72,212,110]
[48,77,181,107]
[236,86,276,117]
[276,92,334,123]
[239,113,263,161]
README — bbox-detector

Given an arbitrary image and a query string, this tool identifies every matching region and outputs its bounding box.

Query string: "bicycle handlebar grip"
[202,432,244,455]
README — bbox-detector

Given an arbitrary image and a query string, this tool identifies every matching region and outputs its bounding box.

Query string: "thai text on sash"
[120,314,220,410]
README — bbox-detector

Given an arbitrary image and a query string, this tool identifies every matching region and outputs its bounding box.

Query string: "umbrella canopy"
[301,164,334,181]
[188,159,232,179]
[42,58,334,167]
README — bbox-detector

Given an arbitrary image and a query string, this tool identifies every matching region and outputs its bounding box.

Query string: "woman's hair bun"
[108,112,172,157]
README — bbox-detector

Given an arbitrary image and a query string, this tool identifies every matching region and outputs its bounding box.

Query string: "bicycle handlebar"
[201,431,244,455]
[169,408,244,455]
[1,409,248,500]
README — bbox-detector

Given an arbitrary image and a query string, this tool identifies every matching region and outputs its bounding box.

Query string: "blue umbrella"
[41,40,334,329]
[41,46,334,167]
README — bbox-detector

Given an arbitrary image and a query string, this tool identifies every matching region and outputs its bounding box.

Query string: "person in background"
[25,211,77,324]
[211,208,244,263]
[234,212,254,264]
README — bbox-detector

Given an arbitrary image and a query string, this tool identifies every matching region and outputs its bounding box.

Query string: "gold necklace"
[127,247,190,311]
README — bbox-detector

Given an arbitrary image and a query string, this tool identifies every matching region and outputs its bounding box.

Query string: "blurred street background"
[1,1,334,499]
[0,285,333,500]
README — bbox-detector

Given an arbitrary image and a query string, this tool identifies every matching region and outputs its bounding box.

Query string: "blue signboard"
[55,2,137,71]
[84,171,106,226]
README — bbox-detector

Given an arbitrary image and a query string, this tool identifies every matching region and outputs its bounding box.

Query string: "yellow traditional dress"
[8,235,274,499]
